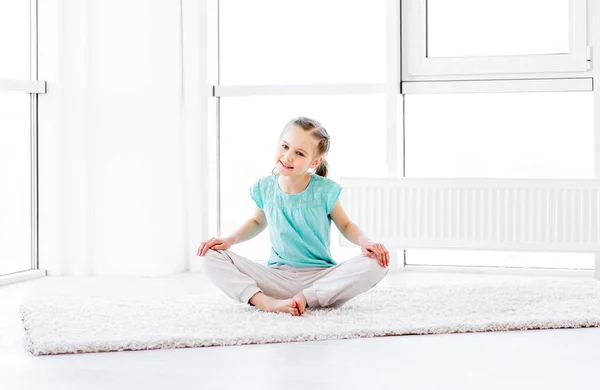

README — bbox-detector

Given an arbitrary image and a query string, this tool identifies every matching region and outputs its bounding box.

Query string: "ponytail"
[314,158,329,177]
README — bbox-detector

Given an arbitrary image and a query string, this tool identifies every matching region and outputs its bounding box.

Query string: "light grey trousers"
[199,249,389,308]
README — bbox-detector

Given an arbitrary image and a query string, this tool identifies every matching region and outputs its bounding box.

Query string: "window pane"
[207,98,218,240]
[0,93,31,274]
[427,0,569,58]
[0,1,30,79]
[220,0,386,85]
[404,92,593,269]
[220,96,385,262]
[405,92,593,179]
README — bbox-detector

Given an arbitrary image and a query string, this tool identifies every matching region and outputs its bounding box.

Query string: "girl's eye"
[281,144,303,156]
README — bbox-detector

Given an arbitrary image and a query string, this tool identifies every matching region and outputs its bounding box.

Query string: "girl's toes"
[288,299,302,316]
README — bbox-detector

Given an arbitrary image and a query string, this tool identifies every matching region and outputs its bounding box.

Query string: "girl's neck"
[277,172,312,194]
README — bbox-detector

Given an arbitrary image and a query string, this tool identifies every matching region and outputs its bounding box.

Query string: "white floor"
[1,271,600,390]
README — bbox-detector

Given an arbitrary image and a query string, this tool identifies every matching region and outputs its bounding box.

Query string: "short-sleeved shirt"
[249,173,342,268]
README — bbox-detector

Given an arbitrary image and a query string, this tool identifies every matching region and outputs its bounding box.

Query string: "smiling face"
[274,125,322,177]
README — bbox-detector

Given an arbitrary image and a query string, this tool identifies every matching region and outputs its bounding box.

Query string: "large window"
[212,0,596,273]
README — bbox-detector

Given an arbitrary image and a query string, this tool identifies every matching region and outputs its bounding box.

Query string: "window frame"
[0,0,47,282]
[402,0,589,79]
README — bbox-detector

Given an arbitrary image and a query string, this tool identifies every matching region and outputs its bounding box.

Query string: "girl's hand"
[361,241,390,268]
[197,237,235,256]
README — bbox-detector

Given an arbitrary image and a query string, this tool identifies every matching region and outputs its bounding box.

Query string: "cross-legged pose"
[197,116,390,316]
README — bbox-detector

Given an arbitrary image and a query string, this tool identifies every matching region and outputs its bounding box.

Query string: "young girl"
[197,116,390,316]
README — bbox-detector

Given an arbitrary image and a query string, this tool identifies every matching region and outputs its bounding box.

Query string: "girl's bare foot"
[292,292,308,315]
[249,292,301,316]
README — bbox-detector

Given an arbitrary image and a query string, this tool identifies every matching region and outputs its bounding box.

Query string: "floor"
[1,270,600,390]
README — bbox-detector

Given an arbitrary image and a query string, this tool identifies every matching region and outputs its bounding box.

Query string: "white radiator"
[339,178,600,253]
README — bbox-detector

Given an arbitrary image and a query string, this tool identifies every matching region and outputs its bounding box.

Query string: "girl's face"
[274,125,322,176]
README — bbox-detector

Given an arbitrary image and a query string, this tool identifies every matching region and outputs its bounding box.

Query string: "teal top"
[249,173,342,268]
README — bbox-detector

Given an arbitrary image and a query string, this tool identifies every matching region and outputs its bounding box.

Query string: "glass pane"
[427,0,569,58]
[405,92,593,179]
[404,91,594,269]
[220,0,386,85]
[220,96,385,262]
[207,99,218,240]
[0,93,31,274]
[0,1,30,79]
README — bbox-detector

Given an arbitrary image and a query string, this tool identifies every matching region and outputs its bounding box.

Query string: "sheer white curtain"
[38,0,206,276]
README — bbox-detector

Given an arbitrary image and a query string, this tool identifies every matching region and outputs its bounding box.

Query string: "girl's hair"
[275,116,331,177]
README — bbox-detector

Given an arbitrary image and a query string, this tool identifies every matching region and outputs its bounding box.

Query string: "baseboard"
[0,270,47,287]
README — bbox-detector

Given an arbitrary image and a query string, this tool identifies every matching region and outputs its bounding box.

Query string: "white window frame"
[402,0,589,79]
[0,0,47,285]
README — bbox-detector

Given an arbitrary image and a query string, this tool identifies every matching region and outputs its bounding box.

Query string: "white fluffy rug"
[20,277,600,356]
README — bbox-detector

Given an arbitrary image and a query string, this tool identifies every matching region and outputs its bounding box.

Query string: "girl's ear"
[312,156,323,168]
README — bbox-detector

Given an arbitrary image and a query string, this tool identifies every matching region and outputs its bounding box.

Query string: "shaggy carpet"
[20,277,600,355]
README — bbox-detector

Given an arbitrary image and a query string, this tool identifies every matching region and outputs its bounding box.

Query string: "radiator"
[339,178,600,253]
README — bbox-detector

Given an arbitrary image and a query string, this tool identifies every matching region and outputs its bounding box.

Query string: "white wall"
[37,0,207,276]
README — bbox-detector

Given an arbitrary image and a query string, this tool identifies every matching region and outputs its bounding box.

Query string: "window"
[212,0,597,272]
[402,0,588,77]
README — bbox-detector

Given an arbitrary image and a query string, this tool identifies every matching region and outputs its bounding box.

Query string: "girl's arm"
[198,207,267,256]
[329,200,390,267]
[225,207,268,245]
[330,201,371,246]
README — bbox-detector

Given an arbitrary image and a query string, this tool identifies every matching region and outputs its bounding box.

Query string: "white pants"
[199,249,389,308]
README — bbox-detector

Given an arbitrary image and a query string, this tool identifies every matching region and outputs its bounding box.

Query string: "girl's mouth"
[280,161,293,169]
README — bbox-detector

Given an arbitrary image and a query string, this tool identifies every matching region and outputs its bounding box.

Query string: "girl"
[197,116,390,316]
